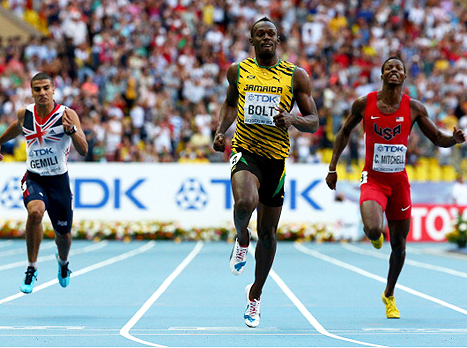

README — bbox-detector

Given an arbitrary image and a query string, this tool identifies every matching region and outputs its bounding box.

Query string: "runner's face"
[31,79,55,106]
[250,22,279,59]
[382,59,406,85]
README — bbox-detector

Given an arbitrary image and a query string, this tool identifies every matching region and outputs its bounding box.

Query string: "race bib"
[360,170,368,185]
[243,92,281,126]
[230,152,242,170]
[372,143,406,173]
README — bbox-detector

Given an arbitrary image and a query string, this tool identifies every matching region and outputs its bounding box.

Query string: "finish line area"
[0,240,466,347]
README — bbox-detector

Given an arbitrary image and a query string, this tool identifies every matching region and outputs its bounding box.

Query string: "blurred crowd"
[0,0,467,168]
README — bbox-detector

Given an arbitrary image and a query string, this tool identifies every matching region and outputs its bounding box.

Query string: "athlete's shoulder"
[408,97,423,108]
[25,103,35,113]
[353,94,369,108]
[18,104,34,120]
[279,59,297,70]
[239,57,255,67]
[56,104,66,112]
[226,63,240,84]
[16,108,26,124]
[409,97,427,115]
[347,94,368,118]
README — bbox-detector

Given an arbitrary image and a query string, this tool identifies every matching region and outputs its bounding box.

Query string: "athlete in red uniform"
[326,57,466,319]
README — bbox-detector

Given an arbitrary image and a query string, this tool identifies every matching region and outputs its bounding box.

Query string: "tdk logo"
[29,148,54,157]
[377,145,405,152]
[248,94,280,103]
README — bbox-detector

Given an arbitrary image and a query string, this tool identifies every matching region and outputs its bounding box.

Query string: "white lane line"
[0,241,155,305]
[0,241,55,257]
[0,241,108,271]
[295,243,467,316]
[0,326,84,330]
[120,241,203,348]
[406,245,467,260]
[343,243,467,279]
[248,245,386,348]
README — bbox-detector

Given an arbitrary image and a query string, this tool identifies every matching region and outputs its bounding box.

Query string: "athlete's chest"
[240,71,287,95]
[23,110,65,147]
[367,115,408,142]
[366,98,411,142]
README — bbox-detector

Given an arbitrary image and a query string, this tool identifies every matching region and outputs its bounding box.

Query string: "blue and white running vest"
[22,103,71,176]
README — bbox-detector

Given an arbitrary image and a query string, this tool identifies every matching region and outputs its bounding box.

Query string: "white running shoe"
[229,231,249,275]
[244,283,261,328]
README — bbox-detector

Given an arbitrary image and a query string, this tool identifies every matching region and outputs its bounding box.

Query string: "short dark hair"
[250,16,277,38]
[381,56,406,74]
[31,72,53,87]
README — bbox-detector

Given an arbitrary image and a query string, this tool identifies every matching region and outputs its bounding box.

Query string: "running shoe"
[371,233,384,249]
[382,292,400,319]
[20,266,37,294]
[229,230,250,275]
[56,252,71,288]
[244,284,261,328]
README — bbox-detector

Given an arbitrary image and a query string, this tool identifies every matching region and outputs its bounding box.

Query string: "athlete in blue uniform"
[0,72,88,293]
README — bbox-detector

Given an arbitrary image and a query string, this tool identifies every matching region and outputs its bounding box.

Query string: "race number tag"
[230,152,243,170]
[243,92,281,126]
[372,143,406,173]
[360,170,368,185]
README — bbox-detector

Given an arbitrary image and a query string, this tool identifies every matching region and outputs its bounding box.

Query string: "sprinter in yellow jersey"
[213,17,319,328]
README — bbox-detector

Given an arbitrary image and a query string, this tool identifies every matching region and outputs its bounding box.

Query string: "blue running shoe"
[56,252,71,288]
[20,266,37,294]
[244,284,261,328]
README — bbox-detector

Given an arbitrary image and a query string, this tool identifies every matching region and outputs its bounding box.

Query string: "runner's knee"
[257,228,277,248]
[234,197,257,216]
[364,224,384,241]
[27,207,45,224]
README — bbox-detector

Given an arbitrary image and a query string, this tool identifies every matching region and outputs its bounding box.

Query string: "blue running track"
[0,240,466,347]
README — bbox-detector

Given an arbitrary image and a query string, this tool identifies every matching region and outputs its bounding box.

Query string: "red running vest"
[363,91,412,175]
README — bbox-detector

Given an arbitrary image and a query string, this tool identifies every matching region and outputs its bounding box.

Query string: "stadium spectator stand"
[0,0,466,181]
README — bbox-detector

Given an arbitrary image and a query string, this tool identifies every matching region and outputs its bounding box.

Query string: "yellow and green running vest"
[232,57,296,159]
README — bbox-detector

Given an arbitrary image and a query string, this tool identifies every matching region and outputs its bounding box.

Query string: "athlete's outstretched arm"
[63,108,88,156]
[213,63,239,152]
[326,96,366,190]
[273,67,319,133]
[0,109,26,161]
[412,100,466,147]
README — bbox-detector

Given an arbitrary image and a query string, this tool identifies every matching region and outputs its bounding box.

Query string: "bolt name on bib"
[244,92,281,126]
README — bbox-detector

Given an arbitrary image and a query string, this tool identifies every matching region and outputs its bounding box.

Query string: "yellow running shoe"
[382,292,400,319]
[370,233,384,249]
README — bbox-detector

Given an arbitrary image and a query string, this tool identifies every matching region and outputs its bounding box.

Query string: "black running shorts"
[21,171,73,234]
[230,147,286,207]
